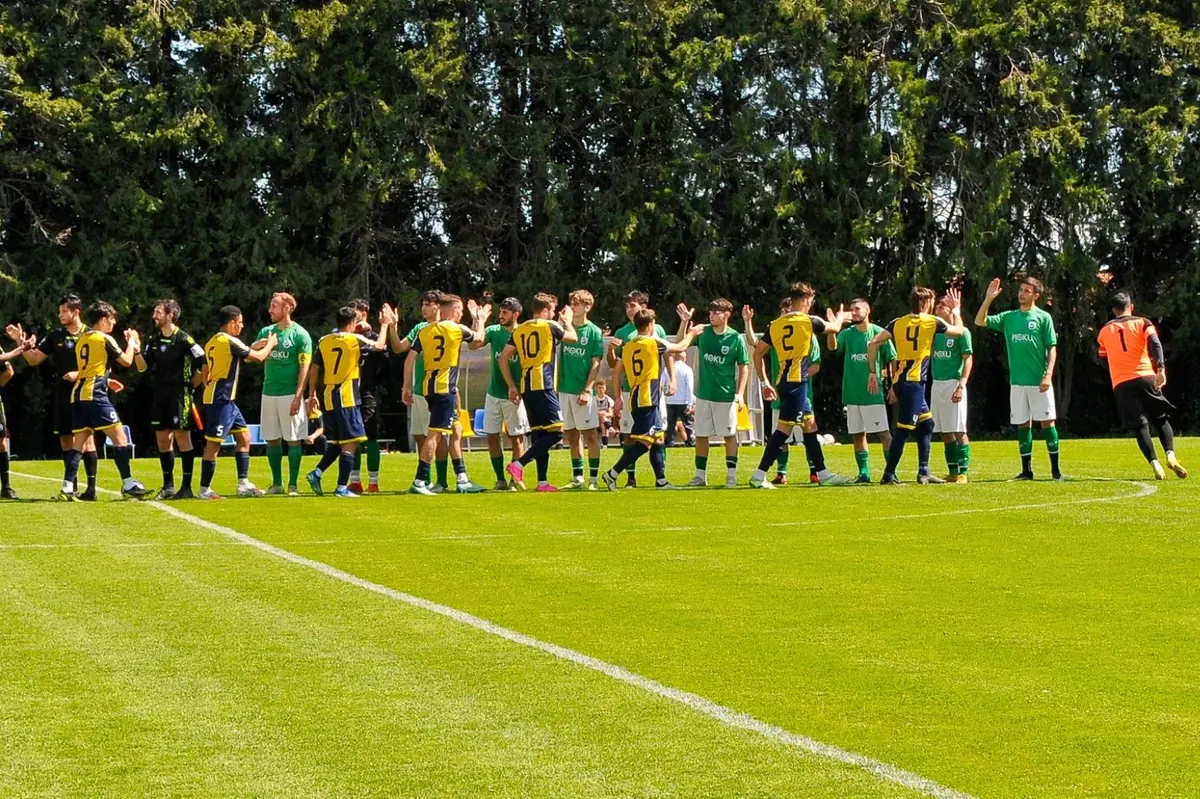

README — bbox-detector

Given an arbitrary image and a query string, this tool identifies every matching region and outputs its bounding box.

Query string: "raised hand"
[687,323,705,337]
[741,305,754,323]
[676,302,694,323]
[985,278,1003,300]
[945,287,962,309]
[5,323,25,343]
[559,304,574,325]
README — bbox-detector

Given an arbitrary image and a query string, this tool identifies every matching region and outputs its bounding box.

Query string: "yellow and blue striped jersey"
[510,319,566,392]
[759,312,827,384]
[313,332,380,410]
[617,336,669,408]
[202,332,252,404]
[71,330,124,403]
[888,313,949,383]
[413,321,476,395]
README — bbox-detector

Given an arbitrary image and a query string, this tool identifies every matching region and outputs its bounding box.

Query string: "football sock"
[1044,425,1060,474]
[365,440,381,473]
[608,442,649,476]
[83,450,98,492]
[649,443,667,483]
[352,448,363,478]
[287,445,303,487]
[179,450,196,491]
[915,419,934,475]
[113,446,133,481]
[623,435,636,478]
[802,431,827,473]
[884,427,910,476]
[959,443,971,475]
[1159,420,1176,454]
[757,429,790,473]
[369,472,379,485]
[807,453,817,478]
[435,458,449,487]
[452,457,468,484]
[159,451,176,487]
[491,455,506,481]
[520,430,561,469]
[571,458,584,479]
[588,457,601,479]
[338,451,354,487]
[943,442,958,476]
[1017,426,1034,473]
[267,444,284,486]
[725,454,737,481]
[855,449,870,478]
[776,448,790,476]
[0,451,8,490]
[62,449,82,492]
[316,443,340,475]
[235,451,250,482]
[536,451,550,483]
[200,458,216,489]
[415,460,432,484]
[1135,423,1157,463]
[695,455,708,478]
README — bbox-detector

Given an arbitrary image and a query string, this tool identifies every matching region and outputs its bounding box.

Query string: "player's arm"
[246,333,276,364]
[1041,345,1057,393]
[0,361,12,386]
[499,341,521,403]
[388,321,413,354]
[401,349,418,405]
[752,339,776,401]
[189,339,206,387]
[7,324,44,366]
[250,328,270,351]
[827,327,840,351]
[582,355,603,398]
[741,305,756,346]
[975,278,1002,327]
[1146,323,1167,387]
[814,305,848,335]
[664,323,702,354]
[305,355,322,411]
[675,303,695,342]
[114,331,139,368]
[942,287,967,337]
[133,334,151,372]
[866,329,893,396]
[610,358,625,416]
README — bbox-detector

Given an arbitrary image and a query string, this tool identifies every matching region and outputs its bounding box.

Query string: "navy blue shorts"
[426,393,456,434]
[894,381,931,430]
[628,404,664,444]
[522,389,562,431]
[204,400,248,443]
[72,397,122,433]
[323,406,367,444]
[775,382,813,428]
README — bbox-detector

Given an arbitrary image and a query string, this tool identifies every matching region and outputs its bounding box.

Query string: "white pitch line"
[12,470,977,798]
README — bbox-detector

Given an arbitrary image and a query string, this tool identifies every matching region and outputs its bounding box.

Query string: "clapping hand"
[985,278,1003,301]
[676,303,694,324]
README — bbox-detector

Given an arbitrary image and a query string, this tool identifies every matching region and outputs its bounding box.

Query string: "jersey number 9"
[79,343,91,369]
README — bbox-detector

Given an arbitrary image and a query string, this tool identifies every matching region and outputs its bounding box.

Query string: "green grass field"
[2,439,1197,798]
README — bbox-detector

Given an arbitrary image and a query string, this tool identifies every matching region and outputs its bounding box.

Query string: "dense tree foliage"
[3,0,1198,454]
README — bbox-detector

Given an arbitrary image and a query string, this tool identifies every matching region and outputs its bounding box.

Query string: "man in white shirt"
[664,357,695,446]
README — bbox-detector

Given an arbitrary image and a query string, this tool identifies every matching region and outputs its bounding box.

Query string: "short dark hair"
[1110,292,1133,313]
[531,292,557,313]
[440,293,462,308]
[499,297,522,314]
[787,282,815,306]
[59,294,83,312]
[1022,275,1044,294]
[850,297,871,309]
[910,287,936,313]
[633,308,656,330]
[350,298,370,313]
[218,305,242,327]
[625,291,649,306]
[336,306,357,327]
[421,290,444,305]
[709,298,733,313]
[155,298,181,322]
[84,301,116,325]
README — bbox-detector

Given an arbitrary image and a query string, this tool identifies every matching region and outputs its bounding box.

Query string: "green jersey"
[405,322,428,391]
[483,324,523,399]
[613,321,667,392]
[931,328,973,381]
[985,307,1057,386]
[256,322,313,396]
[695,326,749,403]
[558,320,604,395]
[835,324,893,407]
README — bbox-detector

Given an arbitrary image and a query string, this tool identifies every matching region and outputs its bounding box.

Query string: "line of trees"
[3,0,1198,455]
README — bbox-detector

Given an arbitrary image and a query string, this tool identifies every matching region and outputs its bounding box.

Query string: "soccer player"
[0,344,24,499]
[607,291,675,487]
[677,299,749,488]
[930,294,973,483]
[199,306,277,499]
[1097,292,1187,480]
[403,294,486,495]
[499,293,580,491]
[749,283,851,488]
[254,292,313,496]
[974,275,1062,480]
[744,301,791,484]
[869,287,966,484]
[62,301,147,500]
[6,295,101,499]
[558,290,606,489]
[827,298,895,483]
[305,305,396,497]
[600,310,700,490]
[469,297,530,490]
[345,298,389,493]
[389,290,442,455]
[133,299,206,499]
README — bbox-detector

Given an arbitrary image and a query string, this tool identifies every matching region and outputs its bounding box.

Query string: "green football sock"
[1044,425,1060,454]
[777,449,790,476]
[353,448,363,474]
[944,442,959,476]
[435,458,449,487]
[267,444,284,487]
[365,440,381,473]
[491,455,506,481]
[959,443,971,475]
[588,457,601,478]
[287,446,303,487]
[571,458,584,478]
[854,449,869,478]
[1017,427,1034,457]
